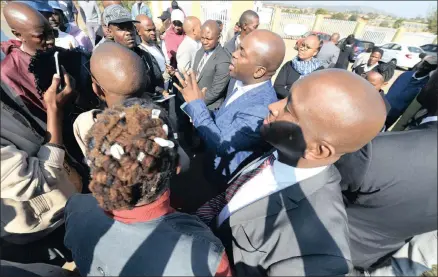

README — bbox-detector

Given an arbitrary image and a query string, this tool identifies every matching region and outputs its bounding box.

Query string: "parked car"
[295,31,331,50]
[338,38,375,60]
[378,43,425,69]
[420,44,437,57]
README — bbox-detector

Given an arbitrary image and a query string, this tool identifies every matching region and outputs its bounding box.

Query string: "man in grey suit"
[316,33,340,69]
[224,10,259,56]
[193,20,231,110]
[335,70,438,271]
[196,70,388,276]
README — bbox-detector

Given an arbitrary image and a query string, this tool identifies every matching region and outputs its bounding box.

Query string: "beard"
[260,121,307,167]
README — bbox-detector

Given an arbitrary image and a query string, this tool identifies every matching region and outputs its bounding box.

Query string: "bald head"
[4,2,54,55]
[135,15,156,44]
[330,33,340,43]
[366,71,385,91]
[4,2,48,31]
[91,42,147,105]
[249,30,285,72]
[262,69,387,167]
[200,20,221,51]
[202,20,220,37]
[183,16,201,40]
[239,10,259,37]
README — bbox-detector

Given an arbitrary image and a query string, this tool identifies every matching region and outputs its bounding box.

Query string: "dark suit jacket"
[335,45,354,69]
[214,158,352,276]
[193,45,231,110]
[335,123,437,269]
[224,35,238,56]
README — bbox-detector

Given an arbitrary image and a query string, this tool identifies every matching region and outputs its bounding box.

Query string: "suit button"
[97,267,105,276]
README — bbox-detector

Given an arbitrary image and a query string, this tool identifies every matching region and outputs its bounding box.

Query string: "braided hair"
[85,98,178,211]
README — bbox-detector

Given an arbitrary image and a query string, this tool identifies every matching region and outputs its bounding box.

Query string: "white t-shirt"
[140,43,166,73]
[55,30,79,50]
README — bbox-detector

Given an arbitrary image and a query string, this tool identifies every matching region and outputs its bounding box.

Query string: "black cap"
[158,11,171,21]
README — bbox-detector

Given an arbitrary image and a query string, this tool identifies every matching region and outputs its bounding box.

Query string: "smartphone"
[54,51,66,91]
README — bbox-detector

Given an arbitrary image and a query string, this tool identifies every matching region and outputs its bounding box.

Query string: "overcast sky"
[274,1,437,18]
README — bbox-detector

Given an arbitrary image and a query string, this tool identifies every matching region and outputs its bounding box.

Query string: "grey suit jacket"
[193,45,231,110]
[224,35,238,56]
[335,124,437,269]
[214,157,352,276]
[316,41,340,69]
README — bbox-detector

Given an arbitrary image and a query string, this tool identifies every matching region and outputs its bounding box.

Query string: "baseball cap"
[171,9,185,23]
[158,11,171,21]
[19,0,54,13]
[103,4,139,26]
[423,55,437,66]
[48,0,64,12]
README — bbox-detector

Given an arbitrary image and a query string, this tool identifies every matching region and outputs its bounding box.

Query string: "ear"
[11,29,22,40]
[92,82,105,101]
[303,141,335,161]
[253,66,267,79]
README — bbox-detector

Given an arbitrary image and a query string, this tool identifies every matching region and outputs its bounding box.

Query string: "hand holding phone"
[54,51,66,92]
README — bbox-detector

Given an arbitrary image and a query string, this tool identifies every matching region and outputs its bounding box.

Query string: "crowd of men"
[0,0,437,276]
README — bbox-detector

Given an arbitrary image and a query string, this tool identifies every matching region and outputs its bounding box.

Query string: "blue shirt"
[131,2,152,19]
[386,71,429,120]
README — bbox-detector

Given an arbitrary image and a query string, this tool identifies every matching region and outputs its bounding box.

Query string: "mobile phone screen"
[54,51,66,91]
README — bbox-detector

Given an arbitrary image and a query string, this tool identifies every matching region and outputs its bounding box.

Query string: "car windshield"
[408,47,424,53]
[319,34,331,41]
[422,45,437,52]
[356,41,374,50]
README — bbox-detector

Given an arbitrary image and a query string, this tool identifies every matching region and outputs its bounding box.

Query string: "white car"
[378,43,425,69]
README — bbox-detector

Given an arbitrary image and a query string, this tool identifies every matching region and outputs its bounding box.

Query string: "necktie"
[196,154,276,226]
[197,52,209,75]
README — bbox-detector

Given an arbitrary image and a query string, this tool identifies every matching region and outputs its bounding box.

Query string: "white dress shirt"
[176,36,201,73]
[420,116,437,125]
[217,151,327,226]
[225,80,269,107]
[55,30,79,50]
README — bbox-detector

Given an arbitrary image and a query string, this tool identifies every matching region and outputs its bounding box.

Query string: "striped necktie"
[196,154,276,226]
[197,52,209,75]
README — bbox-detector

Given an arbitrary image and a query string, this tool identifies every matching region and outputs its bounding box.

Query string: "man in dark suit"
[196,69,388,276]
[335,70,438,271]
[192,20,231,111]
[224,10,259,56]
[174,30,283,185]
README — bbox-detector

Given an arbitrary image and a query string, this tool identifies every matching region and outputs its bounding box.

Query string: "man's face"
[261,92,308,165]
[229,35,258,83]
[17,22,55,55]
[49,9,63,29]
[368,52,382,66]
[108,22,137,49]
[242,17,259,36]
[201,27,219,51]
[298,36,319,60]
[138,21,157,43]
[172,20,183,35]
[193,21,202,41]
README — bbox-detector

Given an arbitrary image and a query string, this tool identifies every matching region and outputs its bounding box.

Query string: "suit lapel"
[193,48,203,72]
[227,165,336,227]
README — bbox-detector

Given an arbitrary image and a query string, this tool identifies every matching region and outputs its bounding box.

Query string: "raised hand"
[173,69,207,103]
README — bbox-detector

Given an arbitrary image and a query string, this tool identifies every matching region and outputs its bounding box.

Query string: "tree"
[315,8,329,15]
[379,21,390,27]
[393,19,404,28]
[331,12,346,20]
[427,8,437,34]
[348,14,358,21]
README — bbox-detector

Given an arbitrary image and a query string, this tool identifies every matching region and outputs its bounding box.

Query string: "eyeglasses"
[82,59,107,93]
[299,43,317,51]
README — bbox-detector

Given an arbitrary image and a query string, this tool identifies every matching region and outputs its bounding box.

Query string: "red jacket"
[1,40,46,121]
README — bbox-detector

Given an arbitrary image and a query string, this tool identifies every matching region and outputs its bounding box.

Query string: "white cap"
[171,9,185,23]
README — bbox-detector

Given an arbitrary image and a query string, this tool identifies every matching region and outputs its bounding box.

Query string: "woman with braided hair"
[64,98,232,276]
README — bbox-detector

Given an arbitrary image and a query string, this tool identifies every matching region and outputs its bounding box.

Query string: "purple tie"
[196,154,276,226]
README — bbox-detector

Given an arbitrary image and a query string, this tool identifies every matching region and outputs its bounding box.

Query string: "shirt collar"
[420,116,438,125]
[107,190,175,224]
[412,71,429,81]
[272,151,327,184]
[234,80,269,94]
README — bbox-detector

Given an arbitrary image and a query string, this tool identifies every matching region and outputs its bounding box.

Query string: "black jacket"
[133,46,165,98]
[335,45,354,69]
[274,60,324,99]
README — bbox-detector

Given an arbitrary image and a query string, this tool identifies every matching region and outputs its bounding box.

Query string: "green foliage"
[348,14,358,21]
[427,8,437,34]
[367,12,378,19]
[315,8,329,15]
[379,21,390,27]
[393,19,404,28]
[331,12,346,20]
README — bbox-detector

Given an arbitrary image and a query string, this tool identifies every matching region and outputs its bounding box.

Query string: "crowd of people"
[0,0,437,276]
